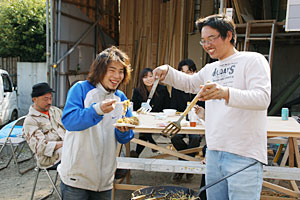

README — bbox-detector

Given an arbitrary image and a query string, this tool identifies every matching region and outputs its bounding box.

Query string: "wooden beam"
[132,29,143,89]
[117,157,205,174]
[232,0,243,24]
[117,157,300,180]
[150,147,202,159]
[292,137,300,167]
[114,183,149,191]
[263,181,300,198]
[263,165,300,180]
[273,144,284,164]
[131,138,200,161]
[290,180,300,193]
[151,0,160,68]
[261,196,298,200]
[159,29,168,65]
[280,143,289,167]
[289,137,295,167]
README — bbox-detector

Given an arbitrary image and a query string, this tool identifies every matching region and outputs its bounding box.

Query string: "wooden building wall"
[119,0,195,98]
[61,0,119,49]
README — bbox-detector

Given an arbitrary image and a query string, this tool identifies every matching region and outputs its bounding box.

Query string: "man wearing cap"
[23,82,66,168]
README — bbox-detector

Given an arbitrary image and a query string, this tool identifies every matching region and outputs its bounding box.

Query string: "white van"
[0,69,18,126]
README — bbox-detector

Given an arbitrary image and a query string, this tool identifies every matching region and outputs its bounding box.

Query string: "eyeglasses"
[199,34,221,46]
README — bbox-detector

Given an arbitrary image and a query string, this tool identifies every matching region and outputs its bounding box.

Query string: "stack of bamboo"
[119,0,195,97]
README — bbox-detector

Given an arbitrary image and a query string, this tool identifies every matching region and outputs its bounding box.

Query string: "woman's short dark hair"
[178,59,197,72]
[87,46,132,87]
[196,14,236,46]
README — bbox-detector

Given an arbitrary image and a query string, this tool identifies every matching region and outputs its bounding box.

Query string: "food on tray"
[116,116,139,126]
[132,189,197,200]
[115,100,139,127]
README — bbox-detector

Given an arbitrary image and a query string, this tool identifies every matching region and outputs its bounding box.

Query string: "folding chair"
[0,116,35,174]
[30,162,62,200]
[20,122,62,200]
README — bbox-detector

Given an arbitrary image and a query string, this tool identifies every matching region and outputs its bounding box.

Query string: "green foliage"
[0,0,46,62]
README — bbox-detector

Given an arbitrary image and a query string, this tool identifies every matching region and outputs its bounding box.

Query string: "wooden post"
[289,137,295,167]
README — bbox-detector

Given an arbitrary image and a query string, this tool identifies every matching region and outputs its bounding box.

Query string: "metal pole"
[46,0,50,83]
[95,0,99,56]
[50,0,54,89]
[55,0,62,106]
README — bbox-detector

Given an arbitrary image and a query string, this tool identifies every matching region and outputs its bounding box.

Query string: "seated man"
[23,82,65,168]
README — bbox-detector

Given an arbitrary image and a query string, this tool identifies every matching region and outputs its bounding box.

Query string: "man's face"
[201,26,232,60]
[101,61,124,91]
[33,92,52,112]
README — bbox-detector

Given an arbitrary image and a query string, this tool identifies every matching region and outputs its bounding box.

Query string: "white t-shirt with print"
[164,51,271,164]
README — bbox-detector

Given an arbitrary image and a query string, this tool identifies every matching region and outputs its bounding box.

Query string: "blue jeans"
[60,181,112,200]
[205,150,263,200]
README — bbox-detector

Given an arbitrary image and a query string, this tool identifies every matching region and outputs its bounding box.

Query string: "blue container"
[281,108,289,120]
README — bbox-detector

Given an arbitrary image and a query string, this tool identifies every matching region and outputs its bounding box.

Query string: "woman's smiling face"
[142,71,154,87]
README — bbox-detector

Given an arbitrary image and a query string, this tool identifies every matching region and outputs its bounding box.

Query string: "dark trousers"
[200,145,207,200]
[199,174,207,200]
[136,133,157,155]
[60,181,112,200]
[171,134,201,160]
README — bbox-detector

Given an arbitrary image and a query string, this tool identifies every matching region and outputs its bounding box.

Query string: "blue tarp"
[0,120,23,139]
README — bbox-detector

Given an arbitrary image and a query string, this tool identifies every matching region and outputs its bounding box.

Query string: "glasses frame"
[199,34,221,46]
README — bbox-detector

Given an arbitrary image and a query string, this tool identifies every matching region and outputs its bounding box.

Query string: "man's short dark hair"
[196,14,236,46]
[178,59,197,72]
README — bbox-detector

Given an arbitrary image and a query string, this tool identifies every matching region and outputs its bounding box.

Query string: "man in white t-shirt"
[154,14,271,200]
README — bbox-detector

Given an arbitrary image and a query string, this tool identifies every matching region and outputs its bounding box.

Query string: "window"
[2,74,12,92]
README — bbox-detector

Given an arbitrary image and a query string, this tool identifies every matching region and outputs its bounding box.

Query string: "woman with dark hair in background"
[130,68,170,157]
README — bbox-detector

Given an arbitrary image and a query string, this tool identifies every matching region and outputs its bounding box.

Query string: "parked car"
[0,69,18,126]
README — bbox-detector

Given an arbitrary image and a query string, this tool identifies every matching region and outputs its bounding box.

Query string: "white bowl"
[163,109,177,116]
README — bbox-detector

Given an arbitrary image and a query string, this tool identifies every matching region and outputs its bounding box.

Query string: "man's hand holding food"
[100,99,133,132]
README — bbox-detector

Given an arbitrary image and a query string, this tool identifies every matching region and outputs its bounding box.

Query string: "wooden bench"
[115,157,300,198]
[117,157,300,180]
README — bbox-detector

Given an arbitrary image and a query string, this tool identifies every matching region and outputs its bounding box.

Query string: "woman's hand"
[194,105,205,120]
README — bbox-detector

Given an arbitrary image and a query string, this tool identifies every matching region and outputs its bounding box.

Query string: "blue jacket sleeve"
[62,82,103,131]
[115,129,134,144]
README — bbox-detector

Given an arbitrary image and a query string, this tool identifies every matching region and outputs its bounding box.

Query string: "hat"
[31,82,55,98]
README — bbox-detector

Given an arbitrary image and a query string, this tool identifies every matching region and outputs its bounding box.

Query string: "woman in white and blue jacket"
[58,46,134,200]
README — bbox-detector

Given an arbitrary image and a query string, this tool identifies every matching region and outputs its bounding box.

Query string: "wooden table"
[134,112,205,135]
[134,114,300,137]
[266,116,300,138]
[115,114,300,199]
